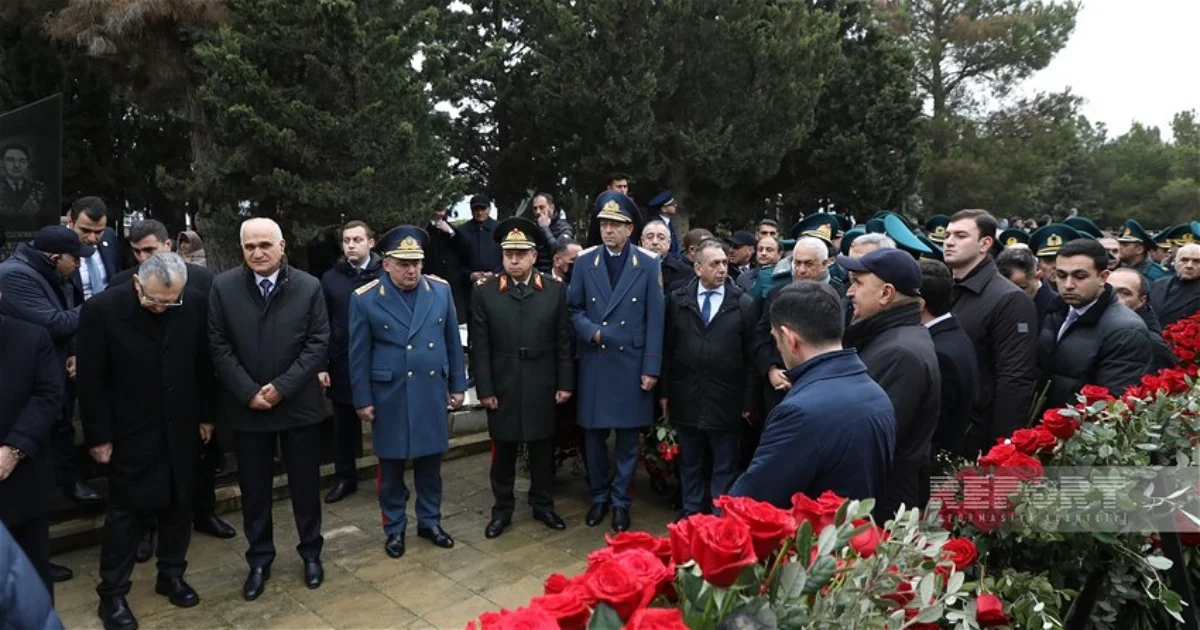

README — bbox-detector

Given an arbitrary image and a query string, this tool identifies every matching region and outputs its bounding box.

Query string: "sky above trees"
[1023,0,1200,137]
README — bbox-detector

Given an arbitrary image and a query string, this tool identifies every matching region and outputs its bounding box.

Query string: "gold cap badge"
[501,228,536,250]
[597,199,632,224]
[386,236,425,260]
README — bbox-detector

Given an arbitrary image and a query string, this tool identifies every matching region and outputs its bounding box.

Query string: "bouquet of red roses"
[465,492,1062,630]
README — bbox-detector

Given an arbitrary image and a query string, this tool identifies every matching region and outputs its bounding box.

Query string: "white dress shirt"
[79,250,108,300]
[1057,299,1098,342]
[924,313,953,329]
[697,283,725,321]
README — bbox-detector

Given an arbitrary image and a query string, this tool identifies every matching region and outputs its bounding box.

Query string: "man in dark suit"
[662,240,759,518]
[66,196,122,300]
[1110,268,1176,371]
[318,220,382,504]
[996,247,1056,333]
[641,221,692,293]
[209,218,329,600]
[470,218,573,539]
[919,261,979,459]
[78,253,216,630]
[108,220,233,559]
[424,208,470,320]
[0,308,64,598]
[456,194,502,318]
[1151,243,1200,328]
[0,226,97,581]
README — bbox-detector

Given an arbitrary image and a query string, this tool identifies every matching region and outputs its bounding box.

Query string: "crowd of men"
[3,178,1200,629]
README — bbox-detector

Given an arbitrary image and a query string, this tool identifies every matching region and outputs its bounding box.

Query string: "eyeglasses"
[140,293,184,308]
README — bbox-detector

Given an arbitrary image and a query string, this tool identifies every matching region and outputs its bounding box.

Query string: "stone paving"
[52,451,678,629]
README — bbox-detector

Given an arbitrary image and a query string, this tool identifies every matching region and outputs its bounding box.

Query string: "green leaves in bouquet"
[586,603,623,630]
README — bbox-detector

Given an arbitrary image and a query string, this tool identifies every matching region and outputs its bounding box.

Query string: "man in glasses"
[108,220,235,564]
[76,253,216,630]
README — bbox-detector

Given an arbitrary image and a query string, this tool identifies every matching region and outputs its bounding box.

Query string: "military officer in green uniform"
[470,217,575,539]
[1117,219,1171,282]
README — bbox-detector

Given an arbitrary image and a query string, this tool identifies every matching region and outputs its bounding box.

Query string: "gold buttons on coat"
[438,317,444,323]
[601,344,607,349]
[632,298,638,303]
[407,344,413,350]
[429,370,436,376]
[602,321,608,326]
[406,371,413,377]
[384,325,390,330]
[429,342,435,348]
[620,321,626,326]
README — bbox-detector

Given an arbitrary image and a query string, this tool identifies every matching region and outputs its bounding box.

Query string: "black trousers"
[53,379,80,487]
[490,439,554,519]
[676,426,740,514]
[194,431,222,517]
[6,516,52,601]
[235,425,324,569]
[97,498,192,598]
[331,401,362,483]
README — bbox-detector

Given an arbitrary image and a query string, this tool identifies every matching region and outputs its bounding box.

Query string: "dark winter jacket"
[0,316,62,528]
[662,278,759,432]
[208,264,330,433]
[927,315,980,458]
[951,257,1039,450]
[1136,304,1178,371]
[456,218,503,274]
[424,222,470,320]
[0,521,63,630]
[0,242,80,362]
[1038,285,1155,409]
[729,350,894,508]
[321,254,383,405]
[844,302,941,520]
[1151,276,1200,328]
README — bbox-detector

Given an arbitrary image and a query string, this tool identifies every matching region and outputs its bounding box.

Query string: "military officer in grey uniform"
[470,217,575,539]
[348,226,467,559]
[566,191,665,532]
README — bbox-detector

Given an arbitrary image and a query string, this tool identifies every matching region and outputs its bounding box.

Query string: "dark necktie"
[259,278,273,299]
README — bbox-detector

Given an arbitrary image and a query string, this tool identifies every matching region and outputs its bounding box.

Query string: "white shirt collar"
[255,269,280,287]
[605,246,624,257]
[1072,299,1099,318]
[698,283,725,297]
[924,313,953,329]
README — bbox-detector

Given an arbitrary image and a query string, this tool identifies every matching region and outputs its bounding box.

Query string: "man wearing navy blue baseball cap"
[838,248,940,522]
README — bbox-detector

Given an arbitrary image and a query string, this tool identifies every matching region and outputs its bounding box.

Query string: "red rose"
[688,514,759,588]
[1142,373,1166,394]
[941,538,978,571]
[1040,408,1080,440]
[714,495,797,559]
[1079,385,1113,404]
[978,442,1016,467]
[1009,428,1056,455]
[626,608,688,630]
[584,559,655,621]
[666,518,694,564]
[474,607,560,630]
[611,549,675,598]
[606,531,673,564]
[544,573,573,595]
[790,490,845,532]
[996,451,1044,481]
[1162,369,1190,394]
[849,520,883,558]
[975,594,1009,626]
[529,592,591,630]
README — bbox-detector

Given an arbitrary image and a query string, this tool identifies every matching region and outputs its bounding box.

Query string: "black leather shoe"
[417,525,455,548]
[484,517,511,539]
[324,480,357,504]
[135,531,153,564]
[50,562,73,583]
[194,513,236,539]
[66,481,103,505]
[533,510,567,531]
[304,559,324,589]
[585,502,610,527]
[242,567,270,601]
[385,533,405,558]
[612,507,631,532]
[154,575,199,608]
[99,595,138,630]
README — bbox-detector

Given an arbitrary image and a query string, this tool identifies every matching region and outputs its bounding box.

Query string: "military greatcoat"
[348,274,467,460]
[469,271,574,442]
[565,244,665,430]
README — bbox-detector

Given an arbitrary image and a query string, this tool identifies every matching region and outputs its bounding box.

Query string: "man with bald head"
[1151,243,1200,328]
[208,218,330,600]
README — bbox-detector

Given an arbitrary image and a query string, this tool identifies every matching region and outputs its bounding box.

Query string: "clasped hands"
[249,383,282,411]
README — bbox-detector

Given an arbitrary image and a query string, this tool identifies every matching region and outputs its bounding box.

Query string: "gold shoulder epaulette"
[579,245,599,256]
[355,279,380,295]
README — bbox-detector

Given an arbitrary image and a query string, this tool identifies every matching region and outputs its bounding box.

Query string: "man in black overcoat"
[0,309,64,598]
[77,253,216,630]
[1151,243,1200,328]
[470,217,575,539]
